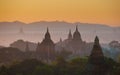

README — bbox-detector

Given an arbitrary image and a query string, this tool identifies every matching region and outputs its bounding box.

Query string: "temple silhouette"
[0,26,112,75]
[36,27,55,62]
[70,25,86,55]
[56,25,87,56]
[84,36,109,75]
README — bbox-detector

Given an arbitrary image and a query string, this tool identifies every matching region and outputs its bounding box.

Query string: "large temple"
[58,25,87,56]
[84,36,109,75]
[89,36,105,64]
[73,25,82,41]
[71,25,86,55]
[36,27,55,62]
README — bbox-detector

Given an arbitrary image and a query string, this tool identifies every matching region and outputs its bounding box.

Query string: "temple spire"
[69,29,71,34]
[94,36,100,45]
[68,29,72,40]
[47,27,49,33]
[76,25,78,32]
[45,27,51,39]
[73,25,82,41]
[85,36,109,75]
[89,36,104,64]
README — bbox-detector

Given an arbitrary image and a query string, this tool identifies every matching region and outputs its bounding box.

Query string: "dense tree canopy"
[0,57,119,75]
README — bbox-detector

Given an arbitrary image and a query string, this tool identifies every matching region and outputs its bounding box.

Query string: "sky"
[0,0,120,27]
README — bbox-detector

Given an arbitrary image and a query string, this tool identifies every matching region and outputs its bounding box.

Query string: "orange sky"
[0,0,120,26]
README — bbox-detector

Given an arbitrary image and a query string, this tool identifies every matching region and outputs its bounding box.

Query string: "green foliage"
[0,65,8,75]
[68,57,88,75]
[118,55,120,63]
[8,59,44,75]
[32,65,54,75]
[57,48,72,59]
[104,57,120,75]
[0,57,119,75]
[55,56,67,67]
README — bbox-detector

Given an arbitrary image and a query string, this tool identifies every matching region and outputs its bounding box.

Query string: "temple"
[36,27,55,62]
[85,36,109,75]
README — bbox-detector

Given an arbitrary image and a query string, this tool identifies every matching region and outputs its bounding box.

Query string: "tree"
[68,57,88,75]
[0,65,8,75]
[55,56,67,67]
[57,48,72,59]
[32,65,53,75]
[8,59,44,75]
[118,55,120,63]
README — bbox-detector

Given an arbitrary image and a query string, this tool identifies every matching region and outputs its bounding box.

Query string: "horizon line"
[0,20,119,27]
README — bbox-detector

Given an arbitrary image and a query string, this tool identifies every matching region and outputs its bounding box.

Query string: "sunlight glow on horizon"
[0,0,120,26]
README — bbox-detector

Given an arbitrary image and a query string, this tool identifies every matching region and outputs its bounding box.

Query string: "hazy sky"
[0,0,120,26]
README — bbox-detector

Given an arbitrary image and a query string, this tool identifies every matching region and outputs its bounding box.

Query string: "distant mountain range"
[0,21,120,46]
